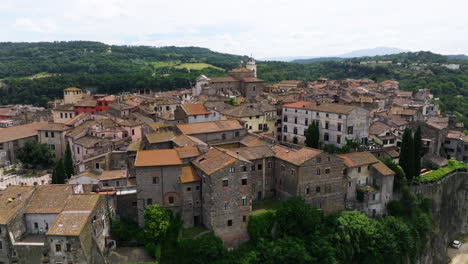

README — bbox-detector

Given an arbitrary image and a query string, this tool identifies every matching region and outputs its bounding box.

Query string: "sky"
[2,0,467,59]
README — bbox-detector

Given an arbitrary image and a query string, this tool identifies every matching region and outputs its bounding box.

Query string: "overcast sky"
[2,0,467,58]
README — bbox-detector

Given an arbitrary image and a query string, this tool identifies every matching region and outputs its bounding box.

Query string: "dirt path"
[448,242,468,264]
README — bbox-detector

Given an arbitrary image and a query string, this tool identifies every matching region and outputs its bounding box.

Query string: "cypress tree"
[399,128,415,183]
[414,126,423,178]
[64,143,74,178]
[52,159,66,184]
[305,121,320,148]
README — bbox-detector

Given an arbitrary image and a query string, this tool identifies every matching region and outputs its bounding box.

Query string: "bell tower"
[246,56,257,77]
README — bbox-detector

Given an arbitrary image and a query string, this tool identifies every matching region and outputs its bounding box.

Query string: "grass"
[27,72,58,79]
[146,61,179,68]
[181,225,208,238]
[251,199,282,215]
[417,159,468,182]
[174,63,224,71]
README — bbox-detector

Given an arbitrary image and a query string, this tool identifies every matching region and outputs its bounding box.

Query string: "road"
[448,241,468,264]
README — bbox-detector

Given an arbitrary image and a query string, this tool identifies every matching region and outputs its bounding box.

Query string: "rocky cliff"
[411,169,468,264]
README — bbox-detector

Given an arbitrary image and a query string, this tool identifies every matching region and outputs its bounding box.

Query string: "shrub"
[247,211,276,243]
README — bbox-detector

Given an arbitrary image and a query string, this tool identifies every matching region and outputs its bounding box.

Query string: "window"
[222,179,229,187]
[294,117,297,124]
[132,129,135,136]
[293,127,298,134]
[224,202,229,210]
[256,115,260,119]
[243,216,247,222]
[347,126,354,135]
[358,167,362,173]
[168,197,174,205]
[116,181,120,187]
[34,222,38,229]
[45,131,49,138]
[66,243,71,252]
[305,187,310,194]
[326,113,329,118]
[291,169,296,175]
[242,166,247,172]
[283,116,288,122]
[196,186,200,190]
[0,240,2,250]
[267,162,272,168]
[372,194,376,200]
[316,157,321,163]
[242,197,247,206]
[325,168,330,174]
[293,137,298,144]
[51,132,55,138]
[337,123,342,132]
[227,220,233,226]
[305,118,308,126]
[337,135,341,144]
[186,187,191,192]
[257,164,262,170]
[56,244,62,252]
[283,126,288,132]
[50,144,55,150]
[338,114,342,119]
[230,167,235,173]
[251,165,255,171]
[95,163,100,169]
[348,181,352,187]
[316,168,321,175]
[325,122,329,129]
[242,178,247,185]
[316,112,319,117]
[258,124,262,130]
[152,176,159,184]
[324,133,329,141]
[166,106,170,111]
[316,186,321,193]
[147,198,152,205]
[60,113,63,118]
[235,131,240,137]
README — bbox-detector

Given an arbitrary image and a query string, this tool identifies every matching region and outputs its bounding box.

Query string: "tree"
[144,205,172,242]
[399,128,415,183]
[414,126,423,178]
[64,143,74,178]
[305,121,320,149]
[259,237,314,264]
[17,141,55,169]
[190,232,225,264]
[382,157,407,192]
[52,158,66,184]
[276,197,323,238]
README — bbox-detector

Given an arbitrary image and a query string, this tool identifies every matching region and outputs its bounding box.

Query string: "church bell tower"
[246,56,257,77]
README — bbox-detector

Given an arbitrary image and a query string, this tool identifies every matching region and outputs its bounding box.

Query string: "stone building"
[218,103,277,135]
[193,57,263,98]
[176,120,247,146]
[281,101,370,147]
[52,104,76,124]
[63,87,83,105]
[443,130,468,162]
[174,104,219,123]
[37,123,70,159]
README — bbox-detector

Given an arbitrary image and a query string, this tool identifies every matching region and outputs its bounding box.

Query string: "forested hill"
[0,42,467,125]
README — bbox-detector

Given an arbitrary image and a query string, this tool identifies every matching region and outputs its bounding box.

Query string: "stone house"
[0,121,48,166]
[37,123,70,159]
[52,104,76,124]
[219,103,277,135]
[176,120,247,146]
[174,104,219,123]
[443,130,468,162]
[337,152,394,217]
[369,121,399,148]
[281,101,370,147]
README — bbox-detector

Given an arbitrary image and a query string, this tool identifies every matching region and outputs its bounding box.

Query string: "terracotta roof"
[272,145,321,166]
[37,122,70,131]
[283,101,358,115]
[74,99,97,107]
[0,186,35,225]
[240,134,268,147]
[0,121,47,143]
[192,148,249,175]
[171,134,206,147]
[180,166,201,183]
[64,87,82,92]
[337,151,379,168]
[135,149,182,167]
[54,104,75,111]
[175,146,201,159]
[146,122,174,132]
[109,103,135,111]
[221,103,275,117]
[124,99,140,107]
[176,120,243,135]
[369,122,392,135]
[63,194,100,211]
[25,185,73,214]
[74,136,110,149]
[383,147,400,158]
[0,107,18,117]
[145,131,176,144]
[181,104,212,115]
[372,161,395,176]
[47,211,90,236]
[209,76,238,83]
[231,145,275,160]
[204,102,235,111]
[100,169,127,181]
[241,77,263,83]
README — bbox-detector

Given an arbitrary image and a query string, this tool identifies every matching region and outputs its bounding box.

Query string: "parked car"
[452,240,462,249]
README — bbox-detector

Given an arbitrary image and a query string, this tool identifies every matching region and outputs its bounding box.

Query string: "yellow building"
[218,103,277,135]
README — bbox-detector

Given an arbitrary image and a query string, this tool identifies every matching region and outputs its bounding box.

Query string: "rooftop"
[0,121,48,143]
[271,145,322,166]
[176,120,243,135]
[0,186,35,225]
[192,148,249,175]
[47,211,90,236]
[180,166,201,183]
[372,161,395,176]
[100,170,127,181]
[63,194,100,211]
[337,151,379,168]
[135,149,182,167]
[283,101,359,115]
[180,104,211,116]
[25,185,73,214]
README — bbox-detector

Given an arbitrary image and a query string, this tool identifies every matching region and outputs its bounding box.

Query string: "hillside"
[0,42,467,125]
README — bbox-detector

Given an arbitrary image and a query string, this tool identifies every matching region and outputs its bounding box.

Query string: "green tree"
[17,141,55,169]
[259,237,314,264]
[382,157,407,192]
[414,126,423,178]
[144,205,172,242]
[399,128,415,183]
[190,232,225,264]
[63,143,74,178]
[52,158,66,184]
[305,121,320,148]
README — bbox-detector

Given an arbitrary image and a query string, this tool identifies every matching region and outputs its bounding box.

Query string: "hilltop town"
[0,57,467,263]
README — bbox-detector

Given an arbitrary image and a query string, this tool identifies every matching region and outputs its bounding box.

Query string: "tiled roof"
[109,103,135,111]
[47,211,90,236]
[63,194,100,211]
[54,104,75,111]
[337,151,379,168]
[176,120,243,135]
[204,102,235,111]
[369,122,392,135]
[241,77,263,83]
[171,134,206,147]
[135,149,182,167]
[372,161,395,176]
[175,146,201,159]
[180,166,201,183]
[145,131,176,144]
[283,101,358,114]
[181,104,212,115]
[64,87,82,92]
[272,145,321,166]
[231,145,275,160]
[74,99,97,107]
[192,148,248,175]
[25,185,73,214]
[0,121,47,143]
[37,122,70,131]
[75,136,110,149]
[209,76,238,83]
[100,169,127,181]
[0,186,35,225]
[240,134,269,147]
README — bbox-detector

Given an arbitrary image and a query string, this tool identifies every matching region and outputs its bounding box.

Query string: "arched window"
[293,137,298,144]
[293,127,298,134]
[283,126,288,132]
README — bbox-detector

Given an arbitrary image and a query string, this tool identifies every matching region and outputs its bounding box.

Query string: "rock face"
[410,170,468,264]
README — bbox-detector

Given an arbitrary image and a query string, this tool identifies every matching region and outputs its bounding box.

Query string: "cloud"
[2,0,468,57]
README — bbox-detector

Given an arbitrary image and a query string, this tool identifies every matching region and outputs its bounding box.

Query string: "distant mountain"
[338,47,409,58]
[291,57,344,64]
[446,54,468,60]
